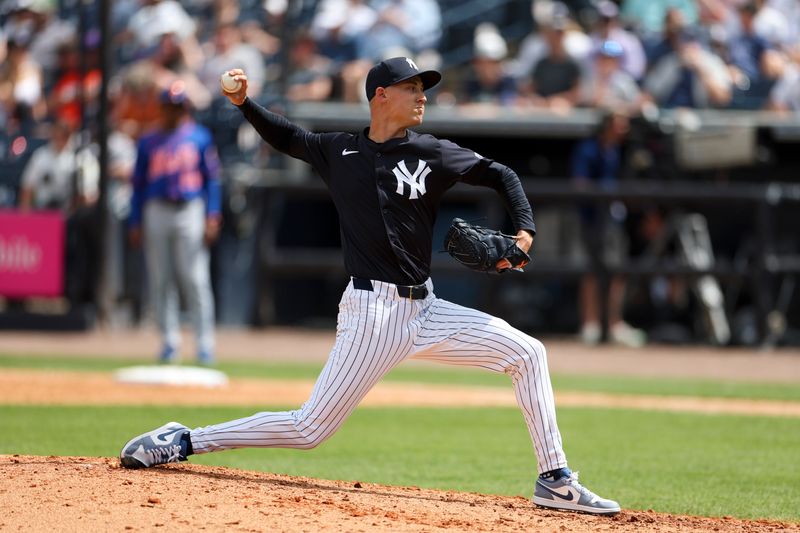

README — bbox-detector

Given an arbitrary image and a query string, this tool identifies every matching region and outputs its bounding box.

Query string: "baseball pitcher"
[120,57,620,516]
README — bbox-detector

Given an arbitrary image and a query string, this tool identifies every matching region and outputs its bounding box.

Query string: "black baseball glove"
[443,218,530,273]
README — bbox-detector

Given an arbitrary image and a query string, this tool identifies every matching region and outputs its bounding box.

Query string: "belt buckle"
[395,283,426,300]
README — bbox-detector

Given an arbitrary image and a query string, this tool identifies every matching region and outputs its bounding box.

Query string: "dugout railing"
[249,176,800,348]
[240,102,800,346]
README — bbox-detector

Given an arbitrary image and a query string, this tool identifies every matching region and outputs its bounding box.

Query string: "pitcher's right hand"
[221,69,248,106]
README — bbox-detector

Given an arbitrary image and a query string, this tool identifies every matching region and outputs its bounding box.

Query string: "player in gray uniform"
[120,57,620,516]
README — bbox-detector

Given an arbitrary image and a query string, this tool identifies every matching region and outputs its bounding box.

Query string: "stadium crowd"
[1,0,799,345]
[2,0,799,169]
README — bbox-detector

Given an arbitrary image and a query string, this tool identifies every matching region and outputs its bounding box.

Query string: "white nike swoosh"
[153,428,181,445]
[342,149,359,156]
[539,482,580,501]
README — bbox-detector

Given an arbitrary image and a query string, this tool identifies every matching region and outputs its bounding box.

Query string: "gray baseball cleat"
[533,471,621,515]
[120,422,191,469]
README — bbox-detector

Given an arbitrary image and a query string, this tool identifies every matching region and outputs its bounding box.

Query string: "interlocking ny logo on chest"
[392,160,430,199]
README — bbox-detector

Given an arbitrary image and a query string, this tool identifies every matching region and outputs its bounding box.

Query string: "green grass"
[1,404,798,521]
[2,353,800,402]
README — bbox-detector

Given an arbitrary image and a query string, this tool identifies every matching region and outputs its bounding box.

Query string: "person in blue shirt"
[726,1,782,109]
[642,25,732,109]
[128,81,222,365]
[571,109,646,347]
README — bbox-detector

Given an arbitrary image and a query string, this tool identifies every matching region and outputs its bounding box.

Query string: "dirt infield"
[2,329,800,532]
[2,455,798,533]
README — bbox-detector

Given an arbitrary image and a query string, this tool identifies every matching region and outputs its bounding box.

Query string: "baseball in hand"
[220,72,242,93]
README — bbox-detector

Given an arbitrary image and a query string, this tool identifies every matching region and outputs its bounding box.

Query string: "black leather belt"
[352,277,428,300]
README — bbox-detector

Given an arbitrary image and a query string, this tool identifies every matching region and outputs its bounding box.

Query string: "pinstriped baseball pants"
[190,278,567,474]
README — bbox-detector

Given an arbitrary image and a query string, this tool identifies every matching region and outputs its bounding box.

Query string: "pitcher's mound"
[114,365,228,387]
[3,455,798,532]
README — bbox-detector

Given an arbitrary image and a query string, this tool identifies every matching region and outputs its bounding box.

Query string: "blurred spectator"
[18,119,98,211]
[339,58,375,103]
[767,56,800,111]
[511,1,592,82]
[106,121,137,222]
[18,118,101,308]
[1,0,75,78]
[286,30,335,102]
[310,0,378,66]
[0,68,43,208]
[642,28,732,108]
[621,0,699,39]
[123,0,199,60]
[200,22,266,97]
[520,10,583,111]
[694,0,740,57]
[237,11,280,59]
[194,0,240,40]
[48,37,101,129]
[358,0,442,60]
[0,32,45,124]
[696,0,736,27]
[590,0,647,81]
[580,40,643,112]
[309,0,374,102]
[128,83,221,365]
[726,1,785,109]
[459,23,518,106]
[329,0,442,103]
[258,0,295,42]
[112,0,140,35]
[136,31,212,110]
[753,0,800,54]
[112,61,163,139]
[642,7,689,68]
[570,110,646,347]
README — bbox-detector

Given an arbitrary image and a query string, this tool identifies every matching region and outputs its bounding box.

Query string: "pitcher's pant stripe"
[190,280,567,474]
[411,299,565,473]
[192,284,411,450]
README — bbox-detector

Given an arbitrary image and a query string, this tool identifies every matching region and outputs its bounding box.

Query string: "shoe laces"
[563,471,599,499]
[148,443,182,465]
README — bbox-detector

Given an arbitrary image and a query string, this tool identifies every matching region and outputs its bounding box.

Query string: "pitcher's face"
[380,77,427,127]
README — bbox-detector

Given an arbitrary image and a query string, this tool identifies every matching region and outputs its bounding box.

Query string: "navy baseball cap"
[365,57,442,101]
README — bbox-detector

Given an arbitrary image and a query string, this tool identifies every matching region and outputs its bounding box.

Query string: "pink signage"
[0,210,65,297]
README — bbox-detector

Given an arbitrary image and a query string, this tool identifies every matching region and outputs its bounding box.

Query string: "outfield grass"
[2,353,800,402]
[1,404,798,521]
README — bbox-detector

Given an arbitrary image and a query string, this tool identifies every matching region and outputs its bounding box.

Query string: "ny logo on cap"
[405,57,418,71]
[393,159,430,199]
